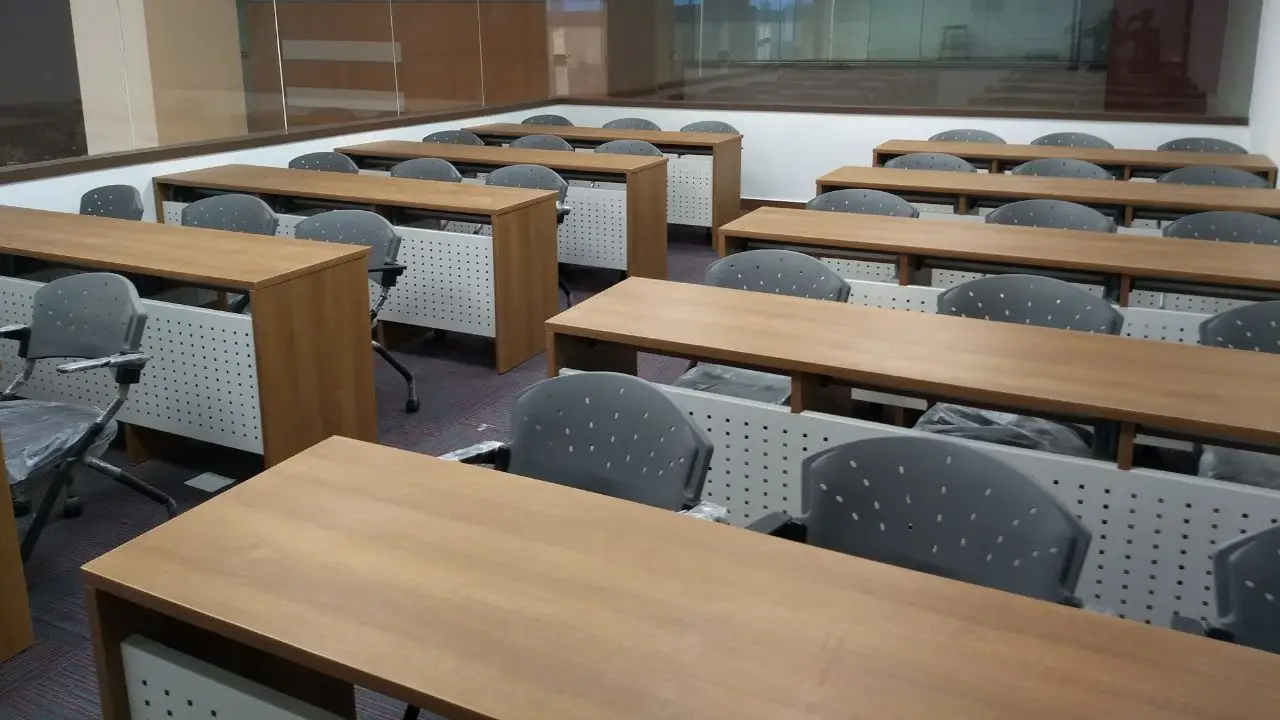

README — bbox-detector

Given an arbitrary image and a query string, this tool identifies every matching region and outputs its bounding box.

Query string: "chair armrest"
[369,263,408,288]
[679,501,729,523]
[746,511,807,541]
[1059,595,1085,609]
[58,353,151,385]
[440,440,511,470]
[0,324,31,355]
[1170,613,1235,642]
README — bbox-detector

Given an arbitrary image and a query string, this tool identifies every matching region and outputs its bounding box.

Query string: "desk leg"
[716,230,747,257]
[250,258,376,466]
[87,587,356,720]
[790,374,853,415]
[711,138,743,230]
[1122,205,1136,228]
[0,442,34,662]
[1116,422,1137,470]
[492,200,559,373]
[547,332,638,377]
[627,163,669,278]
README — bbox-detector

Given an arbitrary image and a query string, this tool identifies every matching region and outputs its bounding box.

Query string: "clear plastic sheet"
[439,440,506,463]
[1199,446,1280,490]
[680,501,729,523]
[913,404,1093,458]
[1,399,114,483]
[673,364,791,404]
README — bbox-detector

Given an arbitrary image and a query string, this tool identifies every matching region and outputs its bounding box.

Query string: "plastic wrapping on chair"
[680,501,729,523]
[1199,446,1280,490]
[672,364,791,404]
[1,399,116,483]
[913,404,1092,458]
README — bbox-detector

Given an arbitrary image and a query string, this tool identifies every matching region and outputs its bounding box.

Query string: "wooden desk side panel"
[626,162,669,279]
[492,200,559,373]
[250,259,377,465]
[0,434,34,662]
[712,138,744,229]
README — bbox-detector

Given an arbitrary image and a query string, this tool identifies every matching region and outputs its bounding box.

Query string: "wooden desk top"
[336,140,667,176]
[0,205,366,290]
[82,436,1280,720]
[465,122,742,149]
[721,207,1280,291]
[154,164,557,216]
[818,166,1280,215]
[550,278,1280,447]
[875,139,1276,174]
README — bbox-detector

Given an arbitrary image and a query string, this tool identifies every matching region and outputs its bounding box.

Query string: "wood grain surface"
[873,139,1275,176]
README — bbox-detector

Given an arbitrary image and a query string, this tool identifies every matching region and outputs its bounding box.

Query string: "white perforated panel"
[844,279,940,313]
[821,258,896,283]
[668,156,713,226]
[1130,290,1252,315]
[560,186,628,270]
[378,227,495,337]
[0,277,262,453]
[162,201,183,225]
[122,636,342,720]
[1121,307,1210,345]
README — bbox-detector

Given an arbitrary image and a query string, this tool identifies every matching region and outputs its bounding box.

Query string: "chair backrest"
[1031,132,1113,149]
[1212,524,1280,653]
[180,194,278,235]
[883,152,976,173]
[938,274,1124,334]
[603,117,661,131]
[1158,137,1247,154]
[704,249,850,302]
[986,199,1116,233]
[389,158,463,183]
[288,151,359,174]
[26,273,147,361]
[929,128,1005,143]
[799,435,1091,602]
[510,134,575,152]
[485,164,568,205]
[1157,165,1268,189]
[423,130,484,146]
[294,210,400,272]
[522,114,573,126]
[1164,211,1280,246]
[595,139,663,157]
[681,120,738,134]
[79,185,144,221]
[507,372,714,511]
[806,189,918,218]
[1012,158,1112,181]
[1199,301,1280,353]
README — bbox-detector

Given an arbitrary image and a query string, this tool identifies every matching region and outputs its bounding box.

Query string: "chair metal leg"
[558,276,574,307]
[63,474,81,518]
[401,706,420,720]
[10,486,30,517]
[373,341,420,413]
[83,457,178,518]
[20,466,73,562]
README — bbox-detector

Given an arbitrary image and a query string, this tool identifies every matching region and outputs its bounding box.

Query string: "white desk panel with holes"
[668,155,714,227]
[0,277,262,453]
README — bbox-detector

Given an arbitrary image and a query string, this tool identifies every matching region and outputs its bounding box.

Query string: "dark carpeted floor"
[0,231,718,720]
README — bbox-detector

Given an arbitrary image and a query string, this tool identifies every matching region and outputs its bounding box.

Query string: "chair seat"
[1199,445,1280,490]
[672,364,791,404]
[912,404,1092,458]
[1,399,117,483]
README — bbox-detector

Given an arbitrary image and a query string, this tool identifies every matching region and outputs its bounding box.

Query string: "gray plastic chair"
[522,114,573,126]
[1012,158,1113,181]
[595,139,663,157]
[938,274,1124,333]
[929,128,1005,143]
[681,120,738,134]
[986,199,1117,233]
[806,189,918,218]
[0,273,176,560]
[748,435,1090,604]
[510,134,574,152]
[288,151,359,174]
[1159,137,1248,154]
[389,158,463,183]
[1031,132,1113,149]
[673,250,849,405]
[294,211,418,413]
[884,152,976,173]
[485,165,574,305]
[603,117,661,132]
[80,185,144,220]
[423,130,484,146]
[1157,165,1268,189]
[1164,212,1280,246]
[179,194,279,236]
[1199,301,1280,352]
[1172,525,1280,654]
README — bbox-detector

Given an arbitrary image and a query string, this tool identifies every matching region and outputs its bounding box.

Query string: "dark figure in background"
[1124,8,1162,74]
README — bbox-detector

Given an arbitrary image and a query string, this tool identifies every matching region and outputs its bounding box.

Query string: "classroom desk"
[816,166,1280,226]
[717,207,1280,303]
[872,139,1278,184]
[1,437,34,663]
[336,140,670,278]
[0,205,375,466]
[82,435,1280,720]
[465,122,743,229]
[153,164,560,372]
[548,278,1280,468]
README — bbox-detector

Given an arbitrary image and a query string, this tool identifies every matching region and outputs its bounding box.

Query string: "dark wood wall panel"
[479,1,551,104]
[394,1,485,110]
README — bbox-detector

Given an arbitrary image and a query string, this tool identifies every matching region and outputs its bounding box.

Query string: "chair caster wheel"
[11,490,31,518]
[405,398,421,413]
[63,497,83,519]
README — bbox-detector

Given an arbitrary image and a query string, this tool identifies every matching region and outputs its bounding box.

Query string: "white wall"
[1249,0,1280,156]
[548,103,1253,202]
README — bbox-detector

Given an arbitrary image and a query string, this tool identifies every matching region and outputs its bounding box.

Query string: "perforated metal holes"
[668,156,714,226]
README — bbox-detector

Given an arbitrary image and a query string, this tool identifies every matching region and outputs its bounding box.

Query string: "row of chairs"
[883,150,1269,188]
[929,128,1248,155]
[519,113,739,136]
